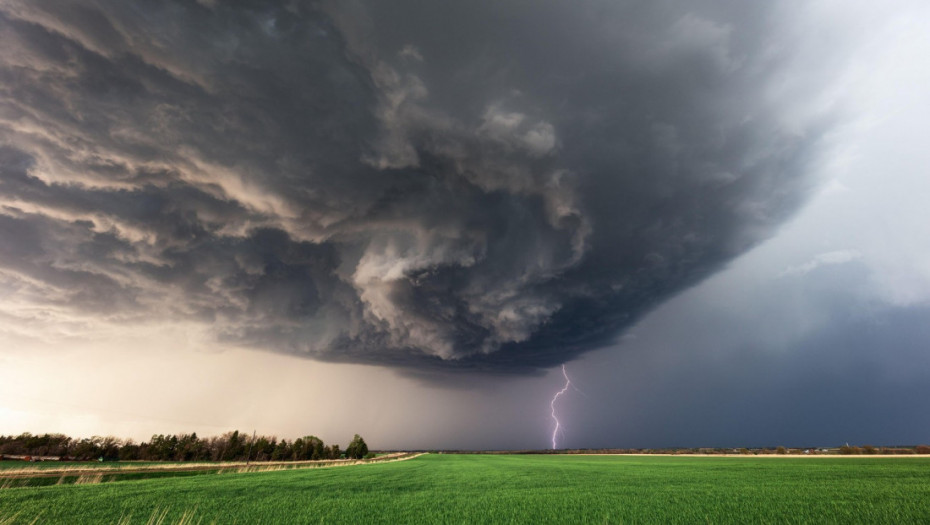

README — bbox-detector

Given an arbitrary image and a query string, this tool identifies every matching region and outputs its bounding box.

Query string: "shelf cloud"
[0,0,835,372]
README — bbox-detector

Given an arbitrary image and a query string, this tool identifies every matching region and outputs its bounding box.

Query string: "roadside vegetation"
[0,452,418,489]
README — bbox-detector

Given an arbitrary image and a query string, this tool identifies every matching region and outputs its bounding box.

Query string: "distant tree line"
[838,444,930,455]
[0,431,370,462]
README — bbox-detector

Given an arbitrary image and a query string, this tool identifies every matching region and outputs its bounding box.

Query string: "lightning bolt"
[550,364,572,449]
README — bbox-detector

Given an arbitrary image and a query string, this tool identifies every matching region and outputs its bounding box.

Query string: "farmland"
[2,454,930,524]
[0,453,414,489]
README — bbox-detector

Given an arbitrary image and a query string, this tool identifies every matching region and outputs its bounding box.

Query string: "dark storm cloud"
[570,264,930,448]
[0,0,833,371]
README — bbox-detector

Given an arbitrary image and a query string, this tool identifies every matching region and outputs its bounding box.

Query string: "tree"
[292,438,306,460]
[119,440,141,461]
[254,437,274,461]
[222,431,245,461]
[271,439,291,461]
[72,437,103,460]
[323,444,341,460]
[345,434,368,459]
[176,433,209,461]
[304,436,324,460]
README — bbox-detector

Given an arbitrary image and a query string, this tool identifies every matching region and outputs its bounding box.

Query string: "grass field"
[2,454,930,524]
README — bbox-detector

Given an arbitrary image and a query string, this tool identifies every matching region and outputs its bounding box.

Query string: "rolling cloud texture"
[0,1,832,372]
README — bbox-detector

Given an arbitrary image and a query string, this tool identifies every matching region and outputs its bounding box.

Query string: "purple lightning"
[550,364,572,449]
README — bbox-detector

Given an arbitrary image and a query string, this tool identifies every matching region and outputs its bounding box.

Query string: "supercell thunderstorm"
[0,1,833,373]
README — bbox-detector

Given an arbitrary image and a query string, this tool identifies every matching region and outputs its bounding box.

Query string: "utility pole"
[246,429,256,466]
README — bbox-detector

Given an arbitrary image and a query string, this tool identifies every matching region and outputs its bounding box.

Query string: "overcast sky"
[1,0,928,450]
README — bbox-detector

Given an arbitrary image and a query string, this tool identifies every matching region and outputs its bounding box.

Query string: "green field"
[2,454,930,524]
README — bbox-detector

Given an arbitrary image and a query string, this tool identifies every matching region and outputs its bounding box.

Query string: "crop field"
[2,454,930,524]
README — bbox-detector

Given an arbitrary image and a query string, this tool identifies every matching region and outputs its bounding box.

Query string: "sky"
[1,0,928,450]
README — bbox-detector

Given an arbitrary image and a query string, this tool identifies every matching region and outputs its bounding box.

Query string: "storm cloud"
[0,0,835,372]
